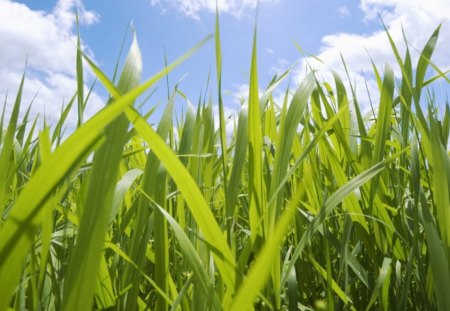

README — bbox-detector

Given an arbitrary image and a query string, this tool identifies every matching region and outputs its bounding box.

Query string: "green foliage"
[0,17,449,311]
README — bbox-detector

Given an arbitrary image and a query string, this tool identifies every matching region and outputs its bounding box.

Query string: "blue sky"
[1,0,449,129]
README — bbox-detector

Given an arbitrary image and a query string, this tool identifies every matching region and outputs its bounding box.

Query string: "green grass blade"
[147,193,221,310]
[268,103,348,207]
[76,14,84,127]
[62,29,142,311]
[287,261,298,311]
[371,64,394,166]
[308,255,355,309]
[110,168,143,224]
[83,35,213,101]
[430,117,450,248]
[247,21,266,245]
[415,25,441,101]
[282,150,405,286]
[269,72,316,231]
[124,106,236,293]
[369,64,394,220]
[227,107,248,218]
[0,70,25,217]
[365,258,392,311]
[51,93,76,144]
[229,182,303,311]
[82,37,213,309]
[0,28,165,310]
[215,6,230,238]
[420,191,450,311]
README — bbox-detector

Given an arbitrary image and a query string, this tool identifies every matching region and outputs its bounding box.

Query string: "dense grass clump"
[0,16,449,311]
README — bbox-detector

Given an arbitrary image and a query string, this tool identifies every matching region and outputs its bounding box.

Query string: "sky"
[1,0,450,131]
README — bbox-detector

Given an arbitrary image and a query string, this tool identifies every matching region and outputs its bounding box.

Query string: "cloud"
[150,0,280,19]
[270,58,290,76]
[296,0,450,111]
[337,6,350,18]
[227,83,264,106]
[0,0,103,129]
[211,102,241,139]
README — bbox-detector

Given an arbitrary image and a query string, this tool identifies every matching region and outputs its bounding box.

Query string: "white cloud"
[53,0,99,30]
[0,0,103,129]
[296,0,450,112]
[227,83,264,106]
[337,6,350,18]
[200,0,449,122]
[211,102,240,138]
[150,0,280,19]
[270,58,290,76]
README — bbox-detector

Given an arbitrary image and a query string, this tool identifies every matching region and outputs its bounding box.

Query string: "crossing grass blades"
[0,12,449,311]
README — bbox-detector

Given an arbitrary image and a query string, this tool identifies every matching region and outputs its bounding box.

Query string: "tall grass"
[0,15,449,311]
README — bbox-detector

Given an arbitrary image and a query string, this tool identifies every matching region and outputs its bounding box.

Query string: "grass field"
[0,14,449,311]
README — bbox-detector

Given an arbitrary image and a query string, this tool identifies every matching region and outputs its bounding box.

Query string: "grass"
[0,14,449,311]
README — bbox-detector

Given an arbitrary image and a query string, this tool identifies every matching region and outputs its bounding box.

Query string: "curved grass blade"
[62,28,142,311]
[0,30,206,311]
[268,72,316,231]
[110,168,143,224]
[281,149,406,287]
[308,255,355,310]
[420,190,450,311]
[0,70,25,217]
[83,35,213,101]
[365,258,392,311]
[229,181,304,311]
[124,106,236,294]
[144,192,221,310]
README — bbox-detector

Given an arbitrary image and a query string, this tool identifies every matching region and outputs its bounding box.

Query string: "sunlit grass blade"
[429,116,450,248]
[227,106,248,218]
[147,193,221,310]
[82,35,213,309]
[83,35,213,101]
[415,24,441,101]
[419,191,450,311]
[215,6,229,227]
[124,106,236,293]
[268,102,349,207]
[0,70,25,217]
[52,93,76,144]
[76,13,84,127]
[368,64,395,250]
[0,28,181,311]
[62,28,142,311]
[247,19,266,246]
[1,16,448,311]
[265,72,315,308]
[110,168,143,223]
[151,90,177,311]
[229,182,304,311]
[282,150,405,286]
[268,72,316,231]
